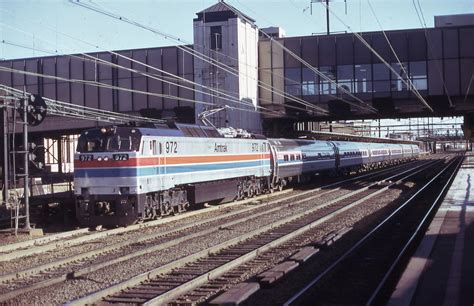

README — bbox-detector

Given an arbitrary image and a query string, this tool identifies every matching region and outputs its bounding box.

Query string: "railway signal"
[17,94,47,126]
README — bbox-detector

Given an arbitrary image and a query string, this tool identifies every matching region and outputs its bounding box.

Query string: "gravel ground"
[2,161,430,305]
[6,182,368,304]
[244,180,421,306]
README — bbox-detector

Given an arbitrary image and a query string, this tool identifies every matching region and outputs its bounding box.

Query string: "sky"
[0,0,473,60]
[0,0,471,137]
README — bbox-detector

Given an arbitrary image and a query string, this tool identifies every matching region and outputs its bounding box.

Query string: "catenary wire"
[412,0,454,107]
[221,1,380,114]
[321,1,434,112]
[68,1,330,115]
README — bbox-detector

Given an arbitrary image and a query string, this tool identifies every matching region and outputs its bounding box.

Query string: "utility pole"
[310,0,331,35]
[309,0,347,35]
[1,96,8,209]
[22,95,31,230]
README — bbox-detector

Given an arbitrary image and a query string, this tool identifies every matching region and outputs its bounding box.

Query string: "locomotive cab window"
[77,130,140,153]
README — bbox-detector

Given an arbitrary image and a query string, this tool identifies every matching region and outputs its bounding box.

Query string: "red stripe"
[75,153,271,169]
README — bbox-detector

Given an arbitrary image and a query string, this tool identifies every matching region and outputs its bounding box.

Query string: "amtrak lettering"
[214,143,228,152]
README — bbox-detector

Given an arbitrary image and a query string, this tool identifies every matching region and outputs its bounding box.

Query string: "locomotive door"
[269,143,279,184]
[332,142,340,169]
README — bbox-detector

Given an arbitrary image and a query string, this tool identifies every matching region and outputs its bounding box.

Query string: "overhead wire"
[231,0,373,114]
[0,10,290,120]
[222,1,379,114]
[0,64,285,119]
[0,84,166,124]
[366,0,433,111]
[463,74,473,104]
[0,21,260,114]
[412,0,454,107]
[0,22,285,118]
[69,1,330,116]
[321,1,434,112]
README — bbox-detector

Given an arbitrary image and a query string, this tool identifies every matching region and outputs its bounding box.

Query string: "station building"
[0,2,473,141]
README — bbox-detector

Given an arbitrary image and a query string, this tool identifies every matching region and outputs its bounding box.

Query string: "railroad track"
[0,159,419,261]
[280,154,462,306]
[0,159,434,304]
[64,159,441,305]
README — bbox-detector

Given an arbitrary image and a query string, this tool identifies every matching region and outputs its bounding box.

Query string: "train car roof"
[117,122,224,138]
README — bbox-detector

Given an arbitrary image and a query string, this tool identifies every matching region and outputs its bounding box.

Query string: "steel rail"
[283,156,460,306]
[366,155,463,305]
[0,159,419,261]
[67,160,437,305]
[0,161,417,302]
[0,189,294,262]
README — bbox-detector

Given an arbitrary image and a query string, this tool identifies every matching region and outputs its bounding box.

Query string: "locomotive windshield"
[77,128,141,153]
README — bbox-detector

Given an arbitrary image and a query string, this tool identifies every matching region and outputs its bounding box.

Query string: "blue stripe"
[75,160,270,178]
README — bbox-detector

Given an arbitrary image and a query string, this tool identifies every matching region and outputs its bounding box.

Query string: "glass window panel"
[391,62,409,79]
[355,64,371,81]
[337,65,353,93]
[409,61,427,90]
[412,79,427,90]
[284,67,301,96]
[337,80,352,93]
[391,79,408,92]
[355,81,372,93]
[319,66,336,95]
[409,61,427,78]
[284,67,301,83]
[373,63,389,80]
[373,80,390,92]
[302,68,318,96]
[337,65,353,80]
[320,66,335,80]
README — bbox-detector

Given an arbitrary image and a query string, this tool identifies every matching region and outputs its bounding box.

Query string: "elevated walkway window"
[373,63,390,92]
[337,65,354,93]
[302,67,318,96]
[355,64,372,93]
[320,66,336,95]
[409,61,428,90]
[284,67,301,96]
[391,62,409,91]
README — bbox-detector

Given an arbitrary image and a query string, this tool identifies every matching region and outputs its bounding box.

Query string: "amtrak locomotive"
[74,123,420,227]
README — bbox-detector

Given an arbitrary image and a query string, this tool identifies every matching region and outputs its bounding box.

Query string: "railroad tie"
[289,246,320,263]
[256,260,300,287]
[208,282,260,306]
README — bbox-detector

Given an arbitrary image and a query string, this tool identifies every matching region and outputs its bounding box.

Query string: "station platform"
[389,151,474,306]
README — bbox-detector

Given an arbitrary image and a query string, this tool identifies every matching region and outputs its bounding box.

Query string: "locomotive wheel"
[248,187,254,198]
